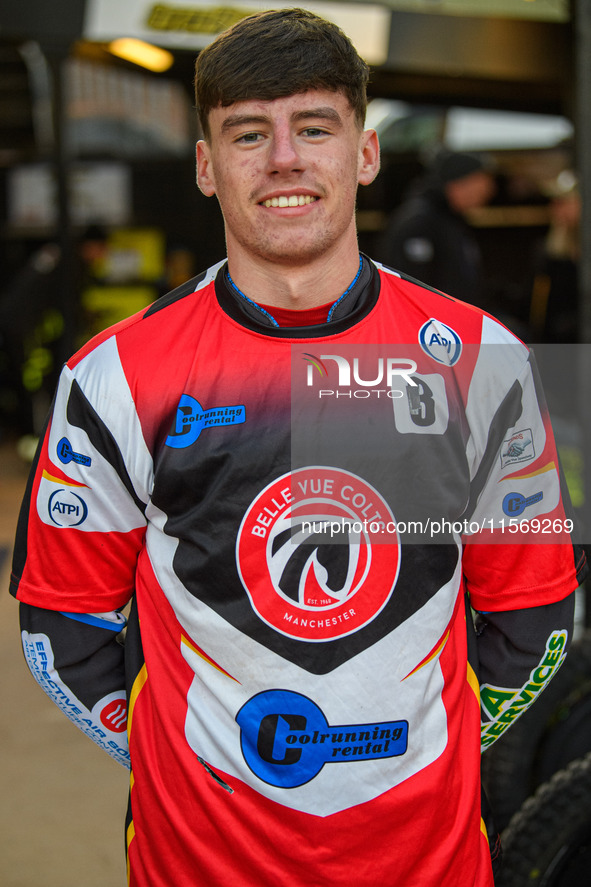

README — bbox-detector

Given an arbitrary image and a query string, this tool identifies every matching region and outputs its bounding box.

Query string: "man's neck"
[225,232,362,310]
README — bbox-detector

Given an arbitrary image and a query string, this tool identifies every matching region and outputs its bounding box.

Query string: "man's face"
[196,89,380,267]
[446,170,496,214]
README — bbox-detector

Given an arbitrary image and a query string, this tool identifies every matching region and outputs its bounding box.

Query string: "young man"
[10,9,586,887]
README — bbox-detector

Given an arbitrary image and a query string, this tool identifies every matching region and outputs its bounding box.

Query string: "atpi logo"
[48,488,88,527]
[418,319,462,366]
[236,467,400,642]
[236,689,408,788]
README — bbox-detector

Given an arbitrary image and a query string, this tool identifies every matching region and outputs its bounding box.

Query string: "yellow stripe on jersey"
[402,631,449,681]
[467,661,480,702]
[499,460,556,481]
[127,663,148,738]
[181,634,239,682]
[480,817,488,842]
[126,818,136,885]
[41,469,88,488]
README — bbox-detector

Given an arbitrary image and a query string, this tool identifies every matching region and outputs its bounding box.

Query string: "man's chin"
[250,235,336,267]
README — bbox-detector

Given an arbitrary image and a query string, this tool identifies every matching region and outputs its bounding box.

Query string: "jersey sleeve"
[19,602,130,767]
[473,595,575,750]
[10,335,152,612]
[460,321,587,611]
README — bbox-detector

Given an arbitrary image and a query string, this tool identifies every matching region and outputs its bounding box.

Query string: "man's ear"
[357,129,380,187]
[196,140,216,196]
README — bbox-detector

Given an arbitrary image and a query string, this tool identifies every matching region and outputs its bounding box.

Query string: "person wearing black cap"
[376,149,496,304]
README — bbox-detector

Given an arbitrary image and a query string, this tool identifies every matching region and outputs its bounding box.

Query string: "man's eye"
[303,127,328,137]
[236,132,262,143]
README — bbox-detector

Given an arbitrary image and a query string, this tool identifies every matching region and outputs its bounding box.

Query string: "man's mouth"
[261,195,319,208]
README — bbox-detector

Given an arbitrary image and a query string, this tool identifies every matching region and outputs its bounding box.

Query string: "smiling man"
[10,8,586,887]
[196,90,378,294]
[194,11,380,307]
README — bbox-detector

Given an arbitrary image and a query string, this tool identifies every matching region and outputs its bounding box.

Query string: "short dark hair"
[194,8,369,138]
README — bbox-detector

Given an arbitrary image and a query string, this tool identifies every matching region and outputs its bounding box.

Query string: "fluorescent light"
[305,2,391,65]
[108,38,174,72]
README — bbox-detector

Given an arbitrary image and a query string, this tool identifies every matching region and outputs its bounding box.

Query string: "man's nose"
[267,126,303,174]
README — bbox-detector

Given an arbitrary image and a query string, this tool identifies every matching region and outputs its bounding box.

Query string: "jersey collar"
[215,254,380,338]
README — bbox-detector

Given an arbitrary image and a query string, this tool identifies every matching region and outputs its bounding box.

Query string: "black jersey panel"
[66,379,147,514]
[9,416,49,597]
[143,271,208,318]
[19,603,126,709]
[462,379,524,522]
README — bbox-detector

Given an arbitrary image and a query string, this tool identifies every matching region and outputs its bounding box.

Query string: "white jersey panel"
[464,318,542,480]
[73,336,154,504]
[38,362,147,533]
[144,506,459,815]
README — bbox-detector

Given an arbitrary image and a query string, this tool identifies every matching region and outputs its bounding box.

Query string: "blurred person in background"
[0,225,108,446]
[0,242,62,440]
[529,170,581,343]
[376,148,496,306]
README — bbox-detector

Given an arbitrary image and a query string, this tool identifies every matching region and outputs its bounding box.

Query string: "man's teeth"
[262,195,317,208]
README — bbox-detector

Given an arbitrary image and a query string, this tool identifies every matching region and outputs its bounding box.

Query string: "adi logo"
[418,319,462,366]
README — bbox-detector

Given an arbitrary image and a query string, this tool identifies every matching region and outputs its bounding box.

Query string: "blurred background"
[0,0,589,441]
[1,1,591,884]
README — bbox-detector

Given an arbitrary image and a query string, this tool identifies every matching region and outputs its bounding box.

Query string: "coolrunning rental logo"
[57,437,92,467]
[237,689,408,788]
[236,467,400,642]
[166,394,245,448]
[303,352,417,399]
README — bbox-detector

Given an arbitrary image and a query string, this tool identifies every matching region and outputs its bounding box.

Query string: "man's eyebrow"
[220,114,270,134]
[219,106,344,134]
[292,107,343,126]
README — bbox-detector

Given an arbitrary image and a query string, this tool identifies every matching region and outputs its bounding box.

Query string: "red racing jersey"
[11,257,584,887]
